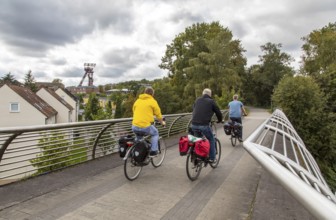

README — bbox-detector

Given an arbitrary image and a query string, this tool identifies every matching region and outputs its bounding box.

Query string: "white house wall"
[0,85,48,127]
[55,89,77,122]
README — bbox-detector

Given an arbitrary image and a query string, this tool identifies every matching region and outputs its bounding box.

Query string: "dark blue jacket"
[191,94,222,126]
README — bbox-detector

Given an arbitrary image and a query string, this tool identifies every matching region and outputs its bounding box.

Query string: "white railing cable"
[243,109,336,219]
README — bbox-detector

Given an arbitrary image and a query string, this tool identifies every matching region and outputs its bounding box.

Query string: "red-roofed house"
[36,87,74,123]
[55,87,78,122]
[0,84,57,127]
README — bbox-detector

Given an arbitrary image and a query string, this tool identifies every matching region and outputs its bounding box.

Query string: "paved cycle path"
[0,108,314,219]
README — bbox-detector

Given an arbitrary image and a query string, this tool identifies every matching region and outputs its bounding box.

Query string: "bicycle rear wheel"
[151,137,166,167]
[186,153,202,181]
[231,134,237,147]
[210,138,221,168]
[124,147,142,181]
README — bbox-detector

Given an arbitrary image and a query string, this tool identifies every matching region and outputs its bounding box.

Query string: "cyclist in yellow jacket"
[132,87,166,156]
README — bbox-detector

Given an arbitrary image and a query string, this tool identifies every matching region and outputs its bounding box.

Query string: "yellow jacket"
[132,94,163,128]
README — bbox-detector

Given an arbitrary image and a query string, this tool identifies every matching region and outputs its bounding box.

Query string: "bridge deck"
[0,108,315,220]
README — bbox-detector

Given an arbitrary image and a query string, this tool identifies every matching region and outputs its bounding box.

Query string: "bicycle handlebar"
[154,117,166,127]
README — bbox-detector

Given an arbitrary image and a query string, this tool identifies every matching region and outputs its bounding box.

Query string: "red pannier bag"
[179,135,189,156]
[194,138,210,158]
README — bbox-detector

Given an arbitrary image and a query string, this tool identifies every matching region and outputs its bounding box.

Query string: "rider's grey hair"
[144,87,154,96]
[202,88,212,97]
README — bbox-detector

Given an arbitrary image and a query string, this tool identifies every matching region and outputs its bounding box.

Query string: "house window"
[10,103,20,112]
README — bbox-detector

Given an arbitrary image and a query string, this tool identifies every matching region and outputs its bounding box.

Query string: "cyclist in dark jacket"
[191,88,222,163]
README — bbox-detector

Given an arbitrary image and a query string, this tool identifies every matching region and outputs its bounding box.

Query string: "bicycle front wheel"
[151,137,166,167]
[186,153,202,181]
[124,147,142,181]
[210,138,221,168]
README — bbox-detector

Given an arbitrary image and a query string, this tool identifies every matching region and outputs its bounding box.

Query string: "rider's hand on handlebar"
[161,121,166,127]
[217,120,224,124]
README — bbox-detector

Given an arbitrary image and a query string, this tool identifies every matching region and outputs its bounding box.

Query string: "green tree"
[105,100,113,118]
[152,78,182,114]
[159,21,246,111]
[84,93,101,120]
[121,92,137,118]
[301,22,336,112]
[301,22,336,77]
[98,85,104,94]
[104,84,112,91]
[272,75,336,191]
[24,70,38,92]
[109,92,125,118]
[52,78,63,84]
[244,43,294,107]
[30,131,86,174]
[1,72,21,85]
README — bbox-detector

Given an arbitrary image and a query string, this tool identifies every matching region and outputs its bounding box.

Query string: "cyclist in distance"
[132,87,166,157]
[191,88,223,163]
[228,94,247,142]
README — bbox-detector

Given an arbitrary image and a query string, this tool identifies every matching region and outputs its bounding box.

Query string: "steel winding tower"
[78,63,96,87]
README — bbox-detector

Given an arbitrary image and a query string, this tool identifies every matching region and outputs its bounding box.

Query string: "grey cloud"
[230,21,249,39]
[51,58,67,66]
[103,47,155,70]
[0,0,135,57]
[140,67,164,79]
[58,67,83,78]
[33,71,48,78]
[169,9,204,24]
[99,67,127,78]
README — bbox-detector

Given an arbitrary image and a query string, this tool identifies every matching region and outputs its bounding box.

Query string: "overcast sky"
[0,0,335,87]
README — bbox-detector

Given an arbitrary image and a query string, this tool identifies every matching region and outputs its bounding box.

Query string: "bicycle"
[123,123,166,181]
[224,121,242,147]
[186,121,222,181]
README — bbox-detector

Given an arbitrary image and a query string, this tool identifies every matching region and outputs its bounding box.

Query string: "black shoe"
[149,151,158,157]
[238,138,243,142]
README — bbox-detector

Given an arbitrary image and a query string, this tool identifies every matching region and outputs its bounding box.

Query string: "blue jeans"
[132,125,159,151]
[191,124,216,160]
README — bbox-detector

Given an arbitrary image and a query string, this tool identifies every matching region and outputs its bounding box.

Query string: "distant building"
[105,88,131,96]
[0,84,57,127]
[66,86,99,95]
[36,87,74,123]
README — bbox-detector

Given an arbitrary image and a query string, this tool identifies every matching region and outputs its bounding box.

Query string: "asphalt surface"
[0,108,315,220]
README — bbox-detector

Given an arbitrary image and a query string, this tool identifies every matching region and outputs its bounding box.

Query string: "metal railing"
[243,109,336,219]
[0,111,227,185]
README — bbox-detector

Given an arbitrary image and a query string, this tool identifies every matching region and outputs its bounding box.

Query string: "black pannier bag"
[223,122,232,135]
[132,140,149,163]
[233,122,242,136]
[118,135,134,158]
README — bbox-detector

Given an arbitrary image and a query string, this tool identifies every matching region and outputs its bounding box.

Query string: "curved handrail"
[243,109,336,219]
